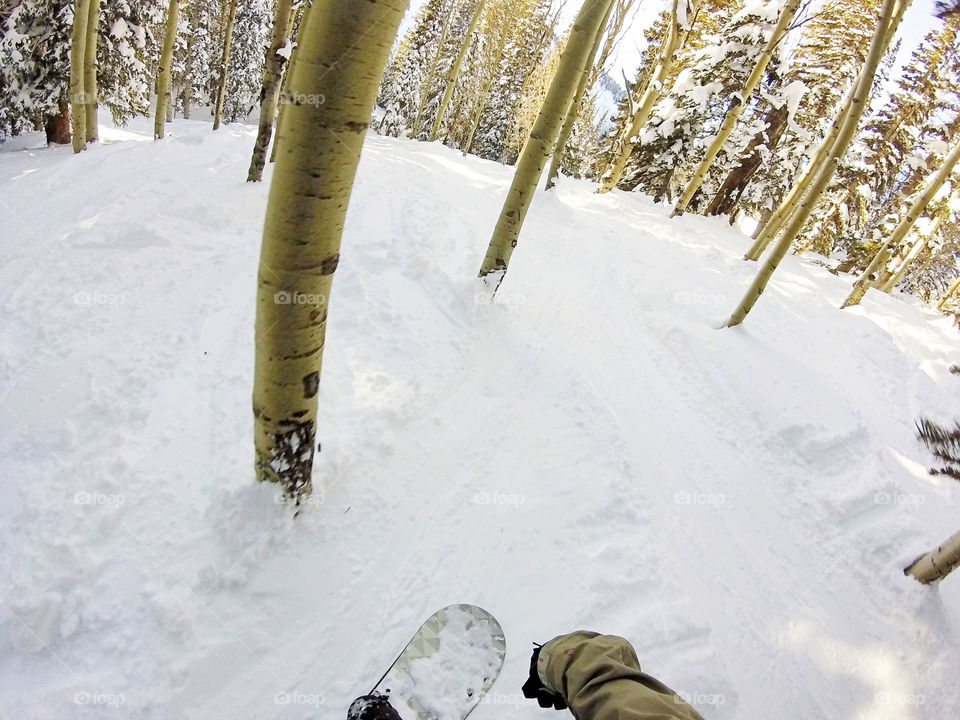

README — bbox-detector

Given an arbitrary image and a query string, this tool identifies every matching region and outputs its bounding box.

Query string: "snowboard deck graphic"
[369,604,506,720]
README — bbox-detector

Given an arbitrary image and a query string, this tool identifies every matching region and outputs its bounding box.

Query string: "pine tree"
[736,0,881,232]
[672,0,801,216]
[1,0,164,142]
[377,0,457,138]
[841,139,960,307]
[174,0,220,119]
[626,0,804,205]
[459,0,556,162]
[937,0,960,17]
[221,0,271,124]
[592,13,670,179]
[743,0,903,261]
[804,16,960,258]
[1,1,75,142]
[97,0,165,125]
[916,418,960,481]
[409,0,458,136]
[503,20,562,164]
[725,0,911,326]
[702,86,791,218]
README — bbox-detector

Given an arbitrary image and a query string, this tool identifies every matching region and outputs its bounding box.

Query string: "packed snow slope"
[1,118,960,720]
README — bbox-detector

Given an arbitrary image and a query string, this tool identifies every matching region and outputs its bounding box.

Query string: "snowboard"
[365,604,506,720]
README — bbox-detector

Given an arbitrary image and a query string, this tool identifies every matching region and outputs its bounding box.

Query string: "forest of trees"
[2,0,959,580]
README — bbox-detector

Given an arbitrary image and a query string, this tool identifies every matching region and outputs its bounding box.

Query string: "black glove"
[521,643,567,711]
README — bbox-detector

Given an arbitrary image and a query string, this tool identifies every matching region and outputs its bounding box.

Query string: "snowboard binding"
[347,692,402,720]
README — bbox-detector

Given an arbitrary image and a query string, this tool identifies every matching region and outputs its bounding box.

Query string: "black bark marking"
[303,371,320,398]
[258,420,315,501]
[320,254,339,275]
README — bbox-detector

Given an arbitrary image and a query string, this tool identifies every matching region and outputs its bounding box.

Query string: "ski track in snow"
[1,118,959,719]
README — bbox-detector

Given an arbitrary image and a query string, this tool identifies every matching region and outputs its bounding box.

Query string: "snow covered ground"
[1,118,959,719]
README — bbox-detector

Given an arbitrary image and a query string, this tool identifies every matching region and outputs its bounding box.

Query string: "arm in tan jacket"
[535,631,705,720]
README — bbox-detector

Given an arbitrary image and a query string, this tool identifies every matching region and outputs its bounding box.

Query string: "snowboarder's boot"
[347,693,402,720]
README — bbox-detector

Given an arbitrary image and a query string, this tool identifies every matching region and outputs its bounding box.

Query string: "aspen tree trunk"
[725,0,907,327]
[672,0,800,216]
[879,224,935,292]
[588,0,635,90]
[478,0,615,282]
[544,0,614,190]
[247,0,294,182]
[841,243,894,308]
[154,0,179,140]
[596,0,689,194]
[429,0,487,142]
[83,0,100,142]
[842,140,960,307]
[69,0,90,153]
[905,529,960,584]
[881,188,954,290]
[271,2,310,164]
[937,274,960,308]
[213,0,239,131]
[412,0,458,137]
[253,0,406,500]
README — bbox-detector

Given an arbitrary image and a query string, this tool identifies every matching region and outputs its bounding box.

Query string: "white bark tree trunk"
[247,0,295,182]
[213,0,239,131]
[253,0,406,500]
[478,0,615,282]
[69,0,90,152]
[154,0,180,140]
[905,529,960,584]
[83,0,101,143]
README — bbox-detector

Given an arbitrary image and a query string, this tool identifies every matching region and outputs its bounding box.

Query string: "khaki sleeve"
[537,631,705,720]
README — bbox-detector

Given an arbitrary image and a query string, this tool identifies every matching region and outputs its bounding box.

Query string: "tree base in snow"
[44,102,71,146]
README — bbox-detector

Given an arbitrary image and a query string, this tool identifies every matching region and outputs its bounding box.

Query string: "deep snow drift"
[1,118,959,720]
